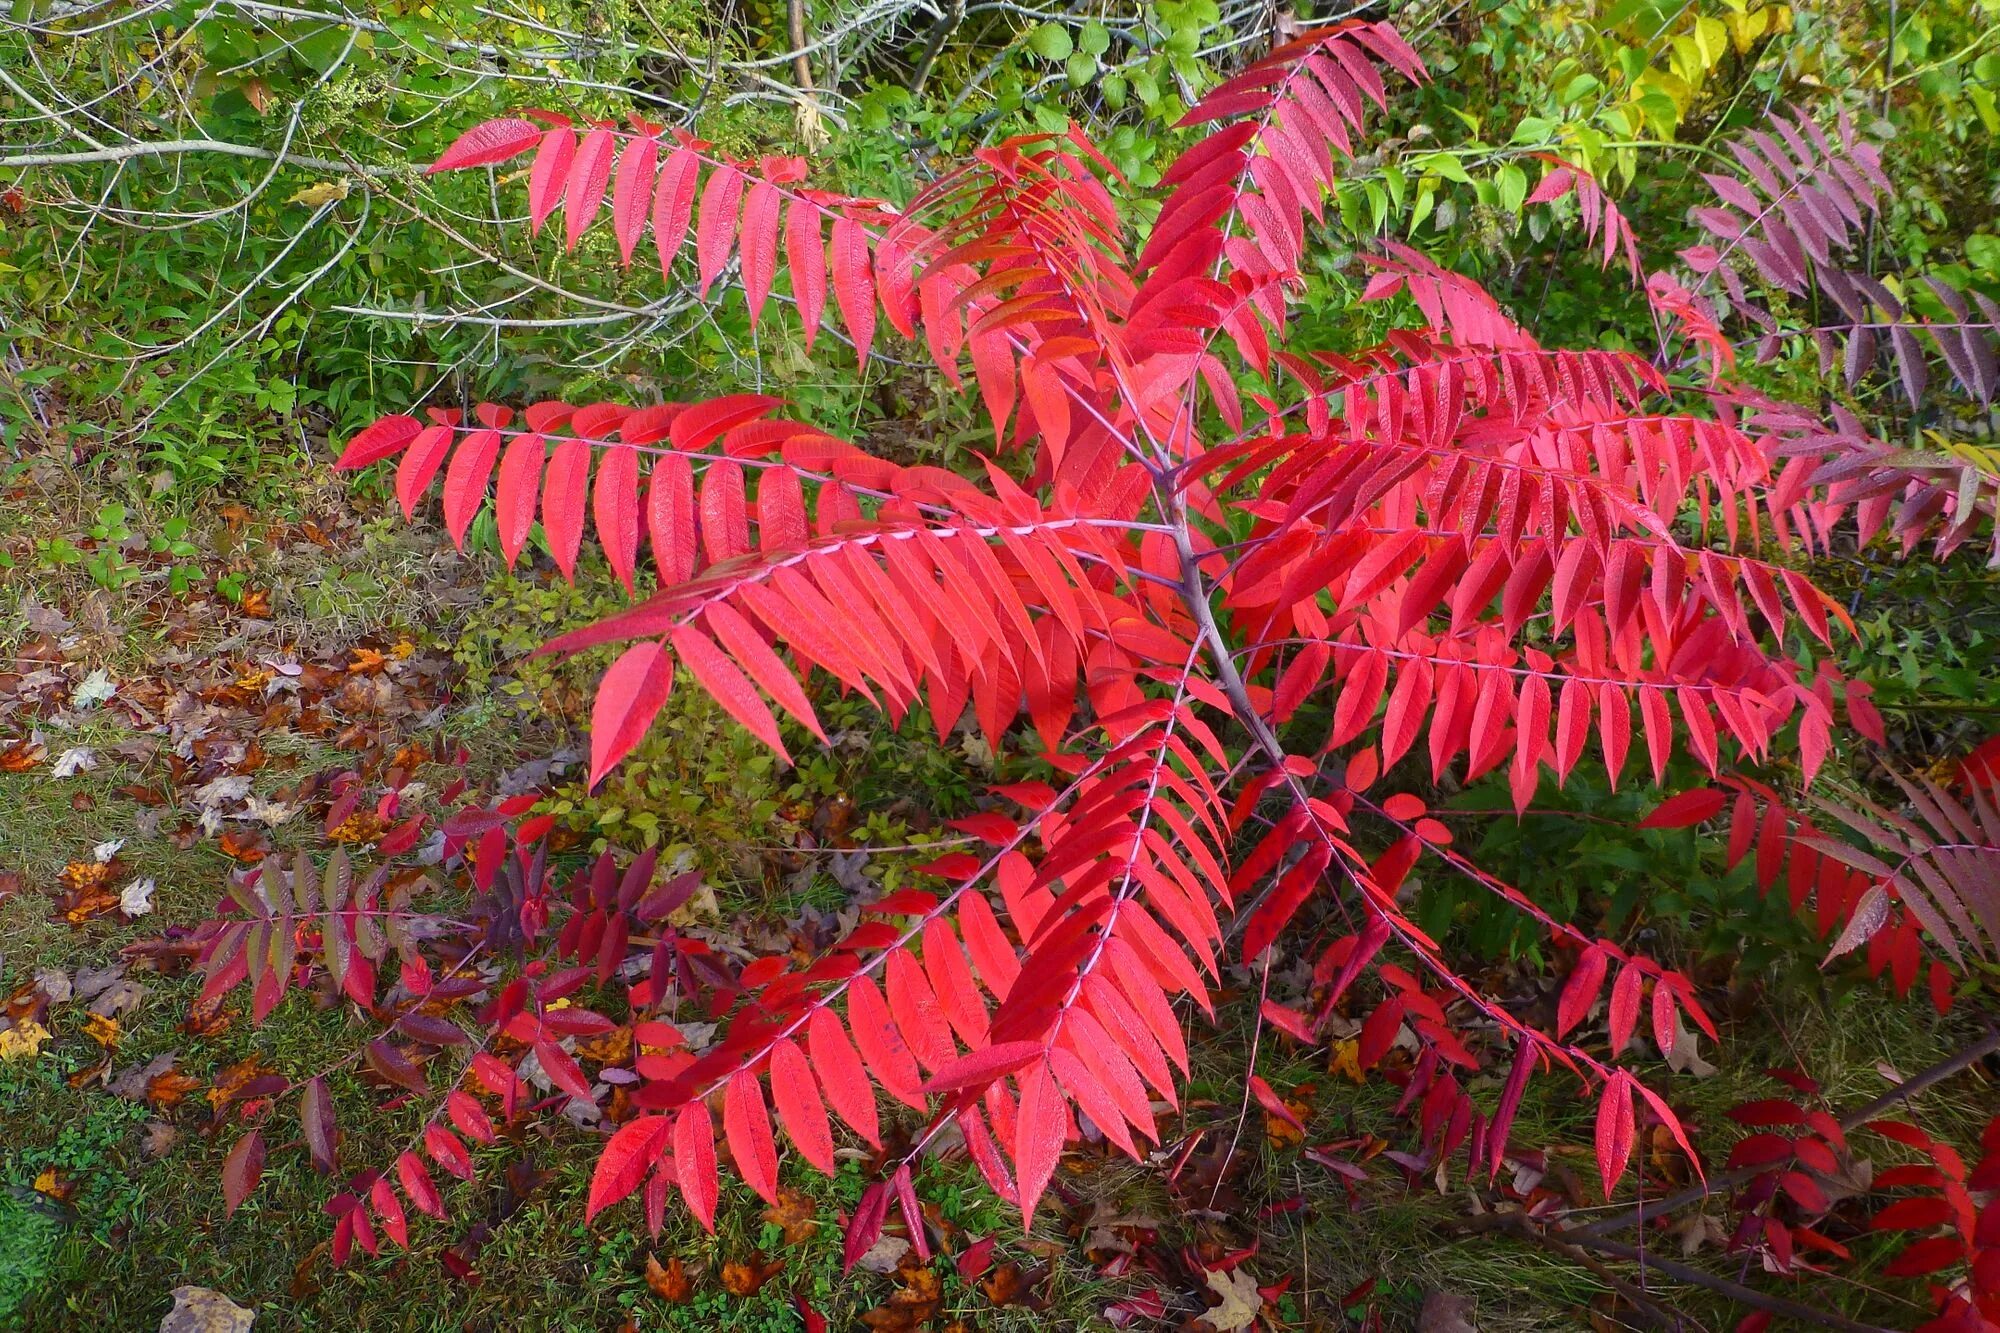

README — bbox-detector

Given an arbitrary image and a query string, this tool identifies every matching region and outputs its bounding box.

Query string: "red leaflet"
[395,425,453,519]
[565,126,616,251]
[671,394,782,451]
[923,1041,1046,1094]
[1556,944,1608,1038]
[698,459,750,564]
[442,428,500,549]
[541,437,591,581]
[724,1068,781,1204]
[848,974,926,1109]
[300,1076,337,1173]
[769,1039,835,1174]
[694,163,745,298]
[397,1150,445,1220]
[429,117,542,173]
[786,201,828,346]
[589,642,675,788]
[831,217,876,369]
[1011,1060,1070,1229]
[593,444,642,594]
[842,1182,890,1273]
[334,414,420,470]
[647,454,697,584]
[652,147,699,276]
[740,180,782,325]
[494,433,544,568]
[527,126,577,235]
[1606,962,1644,1053]
[587,1114,671,1219]
[807,1008,881,1147]
[1871,1196,1954,1232]
[425,1124,474,1181]
[706,603,824,741]
[536,1038,597,1103]
[671,624,789,759]
[611,134,658,265]
[1640,787,1728,828]
[1595,1071,1636,1199]
[222,1129,264,1215]
[370,1174,408,1248]
[674,1101,720,1231]
[1249,1074,1305,1133]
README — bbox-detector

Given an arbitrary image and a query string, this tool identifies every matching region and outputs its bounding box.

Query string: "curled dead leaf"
[644,1254,693,1303]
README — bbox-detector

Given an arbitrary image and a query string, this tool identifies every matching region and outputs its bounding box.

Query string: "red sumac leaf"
[1595,1071,1635,1199]
[222,1129,265,1215]
[770,1039,835,1175]
[587,1114,671,1219]
[674,1101,720,1232]
[300,1076,337,1174]
[1556,944,1609,1038]
[425,1124,475,1181]
[1640,788,1728,829]
[725,1068,781,1204]
[430,117,542,173]
[335,415,421,471]
[397,1150,446,1220]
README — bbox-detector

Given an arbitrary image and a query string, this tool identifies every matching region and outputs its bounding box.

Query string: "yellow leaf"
[286,179,352,208]
[0,1020,51,1062]
[1328,1037,1365,1084]
[83,1013,122,1048]
[1693,15,1729,68]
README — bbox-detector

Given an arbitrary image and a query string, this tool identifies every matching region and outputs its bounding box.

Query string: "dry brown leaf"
[575,1025,632,1067]
[763,1186,820,1246]
[979,1260,1048,1310]
[32,1167,75,1202]
[1200,1267,1263,1332]
[645,1254,693,1303]
[720,1250,784,1297]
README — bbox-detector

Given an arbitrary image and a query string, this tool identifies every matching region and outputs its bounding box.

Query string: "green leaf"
[1496,162,1528,215]
[1065,51,1098,87]
[1027,20,1072,61]
[1078,19,1110,56]
[1413,151,1474,185]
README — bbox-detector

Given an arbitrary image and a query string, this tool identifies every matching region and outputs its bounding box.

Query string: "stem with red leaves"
[1575,1023,2000,1241]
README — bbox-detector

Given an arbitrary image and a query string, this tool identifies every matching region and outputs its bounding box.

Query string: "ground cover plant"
[4,0,1999,1329]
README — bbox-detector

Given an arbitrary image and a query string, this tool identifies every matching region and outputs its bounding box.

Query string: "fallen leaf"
[720,1250,785,1297]
[121,877,157,917]
[51,746,98,778]
[1665,1017,1717,1077]
[0,738,47,771]
[979,1260,1049,1310]
[644,1254,693,1303]
[33,1167,77,1202]
[159,1285,255,1332]
[148,1067,204,1109]
[83,1013,122,1047]
[1200,1267,1263,1332]
[764,1186,820,1245]
[860,1252,944,1329]
[0,1019,51,1061]
[1417,1289,1479,1332]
